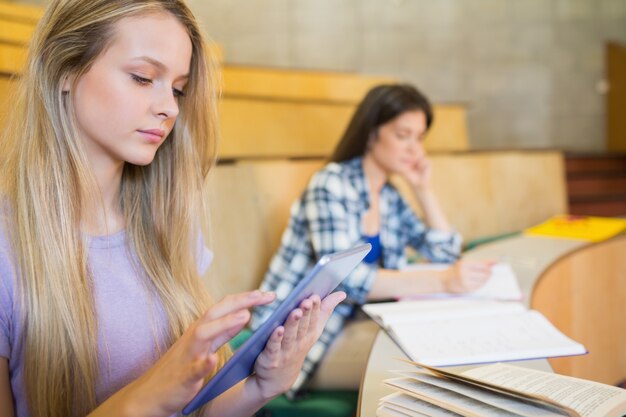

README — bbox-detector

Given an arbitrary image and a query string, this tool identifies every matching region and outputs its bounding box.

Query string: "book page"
[394,370,566,417]
[377,404,423,417]
[463,364,626,417]
[401,263,523,301]
[362,299,526,326]
[385,377,522,417]
[379,403,427,417]
[388,310,585,366]
[380,392,464,417]
[398,360,579,416]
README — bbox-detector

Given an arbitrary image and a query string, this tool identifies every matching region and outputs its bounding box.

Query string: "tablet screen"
[183,243,371,414]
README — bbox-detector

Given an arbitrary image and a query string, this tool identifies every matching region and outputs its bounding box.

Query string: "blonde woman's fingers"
[281,308,302,350]
[204,290,275,321]
[296,298,313,340]
[191,309,250,356]
[307,295,321,334]
[264,326,284,356]
[320,291,346,315]
[186,354,219,386]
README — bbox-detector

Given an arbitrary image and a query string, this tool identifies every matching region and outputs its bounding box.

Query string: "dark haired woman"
[251,84,492,395]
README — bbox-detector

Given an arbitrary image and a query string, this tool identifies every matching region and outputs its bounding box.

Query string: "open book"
[362,299,586,366]
[378,361,626,417]
[400,262,523,301]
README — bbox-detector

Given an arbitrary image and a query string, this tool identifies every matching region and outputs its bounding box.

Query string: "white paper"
[363,299,526,326]
[401,262,523,301]
[387,310,586,366]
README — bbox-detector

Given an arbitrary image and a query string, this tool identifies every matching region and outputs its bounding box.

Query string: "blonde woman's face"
[71,12,192,168]
[367,110,428,175]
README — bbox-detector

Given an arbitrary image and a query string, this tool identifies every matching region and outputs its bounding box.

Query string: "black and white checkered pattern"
[250,157,461,397]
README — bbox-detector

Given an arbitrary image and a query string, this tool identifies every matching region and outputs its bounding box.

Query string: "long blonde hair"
[0,1,223,416]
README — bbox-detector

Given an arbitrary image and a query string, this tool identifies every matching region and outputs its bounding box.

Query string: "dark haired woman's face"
[366,110,427,175]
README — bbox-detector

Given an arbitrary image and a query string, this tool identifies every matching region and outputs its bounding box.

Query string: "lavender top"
[0,229,212,417]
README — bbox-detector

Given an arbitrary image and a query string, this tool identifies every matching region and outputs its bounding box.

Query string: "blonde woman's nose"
[154,87,180,120]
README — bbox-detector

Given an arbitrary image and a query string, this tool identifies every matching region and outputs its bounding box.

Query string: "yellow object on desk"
[524,214,626,242]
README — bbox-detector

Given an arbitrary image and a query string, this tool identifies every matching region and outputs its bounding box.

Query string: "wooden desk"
[466,234,626,385]
[357,234,626,416]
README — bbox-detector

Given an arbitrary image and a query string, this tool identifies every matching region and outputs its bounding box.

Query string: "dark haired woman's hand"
[443,260,495,293]
[402,155,432,190]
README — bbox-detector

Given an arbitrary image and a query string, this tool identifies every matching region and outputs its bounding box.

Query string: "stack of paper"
[378,361,626,417]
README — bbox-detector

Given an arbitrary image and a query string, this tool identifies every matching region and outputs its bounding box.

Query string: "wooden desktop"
[358,233,626,415]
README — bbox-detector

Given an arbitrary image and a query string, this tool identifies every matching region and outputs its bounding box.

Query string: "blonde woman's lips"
[137,129,165,143]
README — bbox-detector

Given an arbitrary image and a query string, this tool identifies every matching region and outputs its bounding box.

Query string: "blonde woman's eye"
[173,88,185,98]
[131,74,152,85]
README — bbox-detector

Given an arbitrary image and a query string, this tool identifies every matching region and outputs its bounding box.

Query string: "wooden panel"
[607,42,626,152]
[203,160,324,298]
[219,67,467,158]
[0,75,17,126]
[0,18,34,44]
[531,236,626,385]
[0,2,43,23]
[0,43,26,75]
[423,105,469,151]
[394,151,567,243]
[205,151,567,297]
[223,66,394,103]
[219,100,469,159]
[565,153,626,174]
[566,175,626,197]
[219,98,355,159]
[569,198,626,217]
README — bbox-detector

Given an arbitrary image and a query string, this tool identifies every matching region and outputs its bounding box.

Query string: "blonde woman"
[0,1,345,417]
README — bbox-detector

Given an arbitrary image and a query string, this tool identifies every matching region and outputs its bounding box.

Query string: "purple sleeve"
[0,240,14,359]
[196,233,213,276]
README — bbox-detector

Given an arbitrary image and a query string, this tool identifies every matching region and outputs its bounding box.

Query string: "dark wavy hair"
[330,84,433,162]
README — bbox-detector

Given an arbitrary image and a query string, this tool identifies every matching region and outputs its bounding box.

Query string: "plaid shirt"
[250,157,461,396]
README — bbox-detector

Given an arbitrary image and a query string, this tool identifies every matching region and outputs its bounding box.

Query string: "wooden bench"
[0,2,42,126]
[219,66,470,159]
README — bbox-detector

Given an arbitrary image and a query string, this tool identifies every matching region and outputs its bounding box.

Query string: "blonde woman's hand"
[104,290,275,417]
[443,260,494,293]
[249,291,347,400]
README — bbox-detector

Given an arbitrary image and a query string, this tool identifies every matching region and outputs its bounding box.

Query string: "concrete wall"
[16,0,626,151]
